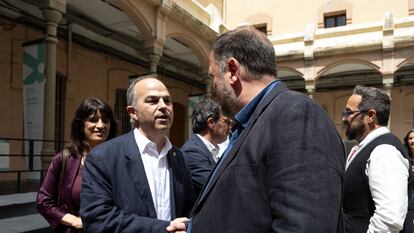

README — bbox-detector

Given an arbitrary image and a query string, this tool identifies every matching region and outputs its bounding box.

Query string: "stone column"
[383,74,393,98]
[147,50,161,73]
[304,24,316,99]
[39,0,66,168]
[305,80,316,99]
[144,46,162,74]
[382,12,394,130]
[144,2,171,74]
[383,74,393,129]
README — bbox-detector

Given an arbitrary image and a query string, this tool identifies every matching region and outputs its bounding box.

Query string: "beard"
[211,81,241,118]
[343,118,365,141]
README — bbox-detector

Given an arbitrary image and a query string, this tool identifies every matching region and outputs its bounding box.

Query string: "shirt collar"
[134,128,172,158]
[358,126,390,148]
[196,134,219,153]
[235,80,280,128]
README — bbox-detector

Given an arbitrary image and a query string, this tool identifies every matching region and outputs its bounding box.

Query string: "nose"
[95,119,105,128]
[158,98,167,109]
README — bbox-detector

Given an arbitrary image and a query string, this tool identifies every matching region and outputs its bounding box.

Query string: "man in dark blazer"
[181,99,232,196]
[188,26,346,233]
[80,75,194,233]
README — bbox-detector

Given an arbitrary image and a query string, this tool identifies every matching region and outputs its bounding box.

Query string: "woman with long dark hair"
[37,98,117,233]
[404,129,414,159]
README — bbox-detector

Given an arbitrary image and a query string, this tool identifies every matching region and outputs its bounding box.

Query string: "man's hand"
[61,213,83,229]
[166,217,189,233]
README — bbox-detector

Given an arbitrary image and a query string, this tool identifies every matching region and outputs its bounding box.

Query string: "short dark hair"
[69,98,118,154]
[404,129,414,158]
[353,85,390,126]
[192,99,222,134]
[212,25,277,79]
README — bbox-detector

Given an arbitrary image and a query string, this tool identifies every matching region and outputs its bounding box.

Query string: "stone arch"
[316,59,382,90]
[396,55,414,71]
[316,59,381,81]
[278,66,304,77]
[394,55,414,84]
[112,0,154,41]
[166,32,209,73]
[278,66,305,91]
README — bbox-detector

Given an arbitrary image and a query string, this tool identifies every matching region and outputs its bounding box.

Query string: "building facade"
[0,0,413,183]
[0,0,218,180]
[223,0,414,141]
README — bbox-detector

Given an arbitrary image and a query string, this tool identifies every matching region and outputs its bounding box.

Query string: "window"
[254,24,267,35]
[246,14,272,35]
[324,13,346,28]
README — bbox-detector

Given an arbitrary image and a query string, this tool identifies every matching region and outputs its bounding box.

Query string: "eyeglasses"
[217,118,233,126]
[341,109,368,118]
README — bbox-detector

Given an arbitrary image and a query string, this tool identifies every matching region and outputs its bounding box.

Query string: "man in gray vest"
[342,85,413,233]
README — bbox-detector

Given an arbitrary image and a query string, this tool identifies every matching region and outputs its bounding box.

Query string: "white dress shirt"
[134,128,172,221]
[217,136,230,159]
[196,134,220,162]
[347,127,409,233]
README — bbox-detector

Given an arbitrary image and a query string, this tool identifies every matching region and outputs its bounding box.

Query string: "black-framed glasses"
[341,109,368,118]
[217,118,233,126]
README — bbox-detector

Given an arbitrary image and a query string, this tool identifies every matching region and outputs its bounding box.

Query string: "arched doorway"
[170,102,186,147]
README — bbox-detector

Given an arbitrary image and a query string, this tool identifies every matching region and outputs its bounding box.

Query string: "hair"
[212,25,277,79]
[353,85,390,126]
[69,98,118,155]
[404,129,414,158]
[126,74,160,125]
[192,99,222,134]
[126,74,159,107]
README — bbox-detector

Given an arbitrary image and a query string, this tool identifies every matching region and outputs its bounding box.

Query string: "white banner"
[23,41,45,179]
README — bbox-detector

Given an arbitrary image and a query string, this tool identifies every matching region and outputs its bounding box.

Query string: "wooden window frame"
[324,11,347,28]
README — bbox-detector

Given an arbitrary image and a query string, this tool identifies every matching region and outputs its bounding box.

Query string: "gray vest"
[343,133,413,233]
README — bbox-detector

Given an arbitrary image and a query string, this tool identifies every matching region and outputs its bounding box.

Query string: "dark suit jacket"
[181,134,216,196]
[80,131,195,233]
[37,151,82,233]
[190,83,346,233]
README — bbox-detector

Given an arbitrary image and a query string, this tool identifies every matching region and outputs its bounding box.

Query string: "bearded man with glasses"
[342,85,413,233]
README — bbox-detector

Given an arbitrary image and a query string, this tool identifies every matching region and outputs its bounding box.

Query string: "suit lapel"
[167,148,179,219]
[194,83,287,211]
[192,134,216,164]
[124,131,157,218]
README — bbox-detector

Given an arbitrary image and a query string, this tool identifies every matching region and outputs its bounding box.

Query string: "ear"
[226,58,240,85]
[126,106,137,121]
[207,117,216,129]
[366,109,377,124]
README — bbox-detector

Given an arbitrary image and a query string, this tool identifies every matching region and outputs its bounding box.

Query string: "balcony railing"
[0,137,65,194]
